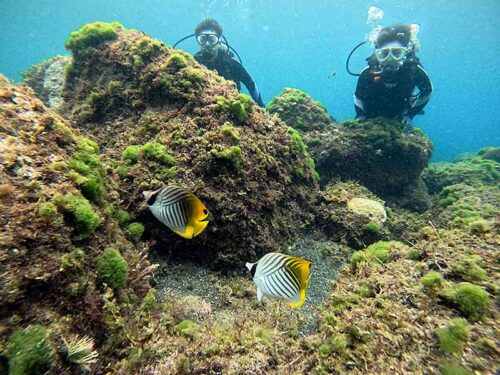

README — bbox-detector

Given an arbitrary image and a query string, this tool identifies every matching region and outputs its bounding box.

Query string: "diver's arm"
[408,65,433,118]
[234,61,265,107]
[354,68,371,119]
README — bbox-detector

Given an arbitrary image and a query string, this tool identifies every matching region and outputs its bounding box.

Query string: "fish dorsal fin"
[285,256,312,290]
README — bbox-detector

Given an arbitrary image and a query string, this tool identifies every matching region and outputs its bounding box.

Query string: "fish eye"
[203,209,208,215]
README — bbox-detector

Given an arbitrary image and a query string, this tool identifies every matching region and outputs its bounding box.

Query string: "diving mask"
[375,46,408,63]
[196,33,220,47]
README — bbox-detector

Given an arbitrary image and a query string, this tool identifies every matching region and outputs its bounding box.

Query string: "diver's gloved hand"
[356,116,366,122]
[401,115,413,132]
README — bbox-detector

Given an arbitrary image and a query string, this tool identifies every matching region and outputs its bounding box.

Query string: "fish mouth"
[199,217,210,222]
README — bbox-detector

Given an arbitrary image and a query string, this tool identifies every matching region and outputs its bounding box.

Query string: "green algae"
[174,320,201,339]
[65,21,123,55]
[113,210,130,226]
[96,248,128,289]
[122,145,140,164]
[450,255,488,282]
[438,360,472,375]
[60,248,85,272]
[215,94,252,123]
[6,325,54,375]
[127,222,145,242]
[141,289,157,313]
[55,193,101,238]
[318,334,348,358]
[437,318,470,354]
[442,282,490,321]
[140,142,175,165]
[267,87,332,132]
[211,145,242,165]
[421,271,444,290]
[38,202,57,218]
[68,137,105,202]
[364,221,381,233]
[221,123,240,143]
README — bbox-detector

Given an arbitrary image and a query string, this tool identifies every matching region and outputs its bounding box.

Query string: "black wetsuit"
[354,58,432,120]
[195,49,264,107]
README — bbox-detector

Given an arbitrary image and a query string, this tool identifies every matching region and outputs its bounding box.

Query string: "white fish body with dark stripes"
[246,252,312,308]
[143,186,210,239]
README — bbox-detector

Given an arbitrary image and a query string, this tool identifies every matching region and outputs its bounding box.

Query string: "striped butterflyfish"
[143,186,210,239]
[245,252,312,308]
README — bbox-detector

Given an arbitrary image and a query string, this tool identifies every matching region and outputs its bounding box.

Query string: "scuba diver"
[174,19,264,107]
[350,24,433,129]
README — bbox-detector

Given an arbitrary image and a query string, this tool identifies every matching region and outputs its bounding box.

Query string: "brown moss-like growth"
[61,22,319,267]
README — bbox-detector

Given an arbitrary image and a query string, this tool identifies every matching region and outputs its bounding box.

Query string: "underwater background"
[1,1,499,374]
[1,0,499,161]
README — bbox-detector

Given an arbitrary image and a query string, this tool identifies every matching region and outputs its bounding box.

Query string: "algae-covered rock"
[268,89,433,211]
[22,55,71,108]
[267,87,334,132]
[423,152,499,194]
[306,118,433,211]
[347,197,387,225]
[478,146,500,162]
[316,181,389,248]
[60,22,319,267]
[0,75,156,372]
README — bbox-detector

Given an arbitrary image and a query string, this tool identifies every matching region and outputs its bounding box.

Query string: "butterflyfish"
[246,252,312,308]
[143,186,210,239]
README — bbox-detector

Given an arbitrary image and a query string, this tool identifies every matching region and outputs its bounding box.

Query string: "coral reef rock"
[0,74,156,373]
[423,150,499,194]
[316,181,390,248]
[60,22,319,267]
[267,87,334,132]
[268,88,433,211]
[22,55,71,109]
[347,197,387,225]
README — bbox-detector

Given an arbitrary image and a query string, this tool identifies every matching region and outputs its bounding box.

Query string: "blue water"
[1,0,499,161]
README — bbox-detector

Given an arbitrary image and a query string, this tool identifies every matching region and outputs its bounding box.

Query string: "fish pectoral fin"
[257,288,263,302]
[287,289,306,309]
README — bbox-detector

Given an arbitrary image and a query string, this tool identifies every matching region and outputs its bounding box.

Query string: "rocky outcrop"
[59,22,319,268]
[0,74,156,373]
[268,89,433,211]
[267,87,334,132]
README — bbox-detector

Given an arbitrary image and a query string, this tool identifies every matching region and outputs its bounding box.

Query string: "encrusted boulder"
[268,88,433,211]
[316,181,389,248]
[267,87,334,132]
[60,22,319,267]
